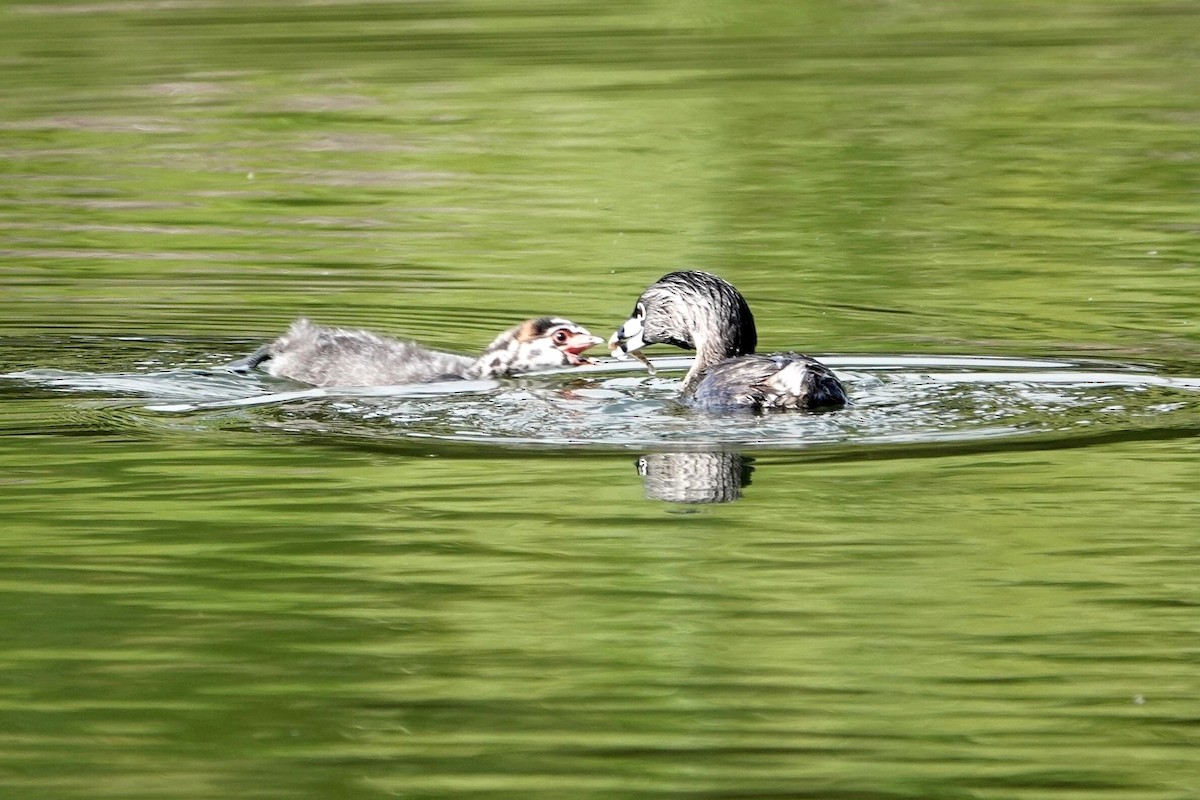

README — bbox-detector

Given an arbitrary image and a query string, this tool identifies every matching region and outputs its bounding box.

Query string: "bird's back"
[686,353,847,411]
[266,319,473,386]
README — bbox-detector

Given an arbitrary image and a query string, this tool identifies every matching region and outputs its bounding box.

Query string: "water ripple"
[6,349,1200,454]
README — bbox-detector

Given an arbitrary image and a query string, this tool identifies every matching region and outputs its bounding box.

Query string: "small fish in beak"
[626,348,656,374]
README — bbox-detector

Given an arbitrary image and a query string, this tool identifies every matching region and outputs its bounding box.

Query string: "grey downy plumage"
[235,316,602,387]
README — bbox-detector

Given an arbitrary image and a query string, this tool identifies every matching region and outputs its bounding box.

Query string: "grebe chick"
[238,316,602,387]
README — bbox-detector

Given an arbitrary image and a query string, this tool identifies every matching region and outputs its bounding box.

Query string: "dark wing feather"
[686,353,847,411]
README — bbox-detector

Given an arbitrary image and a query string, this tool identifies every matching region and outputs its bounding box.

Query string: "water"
[9,353,1200,456]
[3,0,1200,798]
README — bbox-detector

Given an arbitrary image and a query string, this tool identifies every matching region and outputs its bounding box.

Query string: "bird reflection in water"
[636,451,755,504]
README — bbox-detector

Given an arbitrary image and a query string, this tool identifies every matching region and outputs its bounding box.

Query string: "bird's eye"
[634,303,645,319]
[552,329,570,345]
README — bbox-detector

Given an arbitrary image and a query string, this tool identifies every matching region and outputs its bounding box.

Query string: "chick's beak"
[561,331,604,365]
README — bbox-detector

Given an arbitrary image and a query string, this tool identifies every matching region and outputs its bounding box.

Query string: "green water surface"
[2,1,1199,798]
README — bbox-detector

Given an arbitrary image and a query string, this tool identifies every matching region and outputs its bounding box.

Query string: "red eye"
[552,329,570,345]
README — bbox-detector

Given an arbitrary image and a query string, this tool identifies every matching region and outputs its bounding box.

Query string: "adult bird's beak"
[607,315,646,360]
[608,316,655,374]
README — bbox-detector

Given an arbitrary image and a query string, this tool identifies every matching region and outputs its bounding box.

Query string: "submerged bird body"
[609,270,847,411]
[688,353,847,411]
[241,316,601,387]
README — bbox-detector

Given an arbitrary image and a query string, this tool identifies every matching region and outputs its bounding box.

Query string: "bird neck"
[681,303,753,390]
[469,347,513,379]
[680,330,733,392]
[468,326,526,378]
